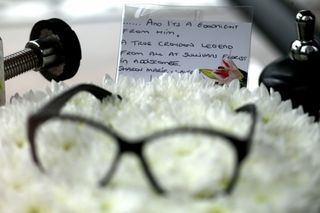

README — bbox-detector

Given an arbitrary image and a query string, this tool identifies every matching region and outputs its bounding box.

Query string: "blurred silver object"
[290,10,320,61]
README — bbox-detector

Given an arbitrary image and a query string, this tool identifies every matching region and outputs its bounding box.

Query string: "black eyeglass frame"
[27,84,257,196]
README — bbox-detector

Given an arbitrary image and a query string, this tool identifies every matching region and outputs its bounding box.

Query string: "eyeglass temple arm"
[235,104,257,141]
[223,104,257,194]
[27,84,119,170]
[38,84,119,115]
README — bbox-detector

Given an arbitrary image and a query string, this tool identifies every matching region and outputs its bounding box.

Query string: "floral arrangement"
[0,73,319,213]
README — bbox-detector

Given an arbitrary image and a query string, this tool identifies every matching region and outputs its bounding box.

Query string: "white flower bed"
[0,74,319,213]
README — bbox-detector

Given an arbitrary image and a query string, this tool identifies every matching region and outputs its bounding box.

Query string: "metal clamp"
[0,18,82,105]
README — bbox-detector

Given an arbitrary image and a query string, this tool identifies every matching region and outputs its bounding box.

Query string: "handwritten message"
[117,15,252,81]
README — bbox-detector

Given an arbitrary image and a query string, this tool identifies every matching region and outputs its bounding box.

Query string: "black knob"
[29,18,82,81]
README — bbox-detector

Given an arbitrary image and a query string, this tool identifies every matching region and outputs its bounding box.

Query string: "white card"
[117,5,252,81]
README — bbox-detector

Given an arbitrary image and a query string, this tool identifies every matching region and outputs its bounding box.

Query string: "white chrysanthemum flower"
[0,74,319,213]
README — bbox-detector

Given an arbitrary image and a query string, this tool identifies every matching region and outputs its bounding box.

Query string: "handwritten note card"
[117,6,252,81]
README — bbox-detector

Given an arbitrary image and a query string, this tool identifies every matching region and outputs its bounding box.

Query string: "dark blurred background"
[1,0,319,99]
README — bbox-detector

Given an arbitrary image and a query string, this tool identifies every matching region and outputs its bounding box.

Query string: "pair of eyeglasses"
[27,84,257,198]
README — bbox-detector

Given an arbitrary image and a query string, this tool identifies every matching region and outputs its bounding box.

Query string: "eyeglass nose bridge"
[98,138,166,195]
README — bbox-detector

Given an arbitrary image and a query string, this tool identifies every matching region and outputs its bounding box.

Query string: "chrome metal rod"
[4,48,39,80]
